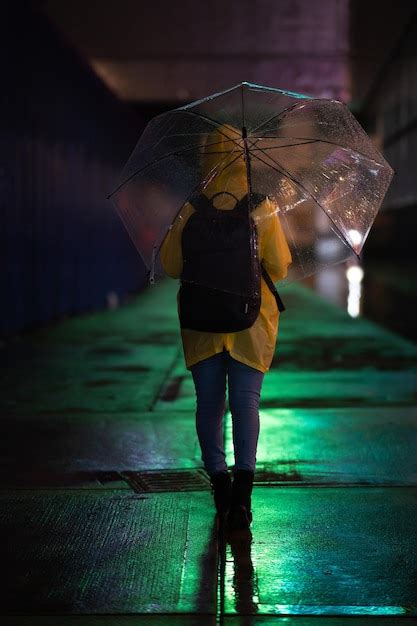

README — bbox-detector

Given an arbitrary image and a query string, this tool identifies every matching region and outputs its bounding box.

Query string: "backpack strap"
[209,191,240,207]
[188,191,241,213]
[187,193,214,212]
[189,191,266,214]
[247,193,285,312]
[261,264,286,312]
[235,192,266,213]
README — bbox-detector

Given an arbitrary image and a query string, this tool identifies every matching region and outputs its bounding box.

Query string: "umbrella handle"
[149,245,157,284]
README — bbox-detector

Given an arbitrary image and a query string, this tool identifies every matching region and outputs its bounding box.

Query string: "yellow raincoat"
[160,124,292,373]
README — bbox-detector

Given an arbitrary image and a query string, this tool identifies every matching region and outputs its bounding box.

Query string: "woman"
[160,123,292,531]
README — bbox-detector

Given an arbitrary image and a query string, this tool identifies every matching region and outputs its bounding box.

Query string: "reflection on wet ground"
[1,278,417,623]
[302,258,417,343]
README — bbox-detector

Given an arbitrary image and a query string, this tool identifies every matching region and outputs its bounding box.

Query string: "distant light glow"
[346,263,364,318]
[346,265,364,282]
[348,229,362,246]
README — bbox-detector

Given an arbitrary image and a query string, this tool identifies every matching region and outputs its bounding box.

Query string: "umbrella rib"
[251,135,384,167]
[251,149,359,259]
[108,105,245,198]
[250,98,318,135]
[176,81,244,110]
[249,139,320,151]
[241,83,246,130]
[174,109,244,150]
[197,149,242,155]
[106,138,242,199]
[152,151,246,263]
[276,202,309,281]
[247,128,309,276]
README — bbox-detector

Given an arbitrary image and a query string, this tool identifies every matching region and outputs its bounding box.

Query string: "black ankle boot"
[209,470,232,516]
[227,469,255,530]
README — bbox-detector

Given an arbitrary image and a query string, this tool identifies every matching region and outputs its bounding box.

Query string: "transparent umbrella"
[107,81,394,296]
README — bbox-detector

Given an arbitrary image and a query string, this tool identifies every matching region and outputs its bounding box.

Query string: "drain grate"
[3,468,307,491]
[121,468,306,493]
[122,468,307,493]
[122,469,211,492]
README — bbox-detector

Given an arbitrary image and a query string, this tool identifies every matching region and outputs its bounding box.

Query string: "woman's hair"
[200,123,246,188]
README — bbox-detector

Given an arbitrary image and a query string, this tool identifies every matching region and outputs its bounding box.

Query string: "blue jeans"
[190,350,264,476]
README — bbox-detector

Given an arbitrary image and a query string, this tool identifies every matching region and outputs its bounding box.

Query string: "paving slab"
[1,341,179,415]
[225,618,417,625]
[154,366,417,411]
[261,369,417,407]
[2,618,215,626]
[222,486,417,616]
[2,618,417,626]
[227,407,417,485]
[0,412,201,480]
[3,406,417,488]
[152,281,417,410]
[0,280,182,417]
[3,280,416,418]
[0,490,217,615]
[2,486,416,618]
[2,278,417,622]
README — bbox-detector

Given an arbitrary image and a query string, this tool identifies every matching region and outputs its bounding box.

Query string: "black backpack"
[179,191,285,333]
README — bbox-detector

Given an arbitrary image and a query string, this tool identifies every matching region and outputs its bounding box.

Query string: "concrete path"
[1,279,417,624]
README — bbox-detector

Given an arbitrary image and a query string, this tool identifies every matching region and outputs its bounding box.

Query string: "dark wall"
[1,1,148,337]
[349,0,416,106]
[350,6,417,258]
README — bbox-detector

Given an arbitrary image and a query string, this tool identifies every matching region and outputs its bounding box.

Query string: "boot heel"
[228,469,255,531]
[227,504,252,530]
[209,471,232,515]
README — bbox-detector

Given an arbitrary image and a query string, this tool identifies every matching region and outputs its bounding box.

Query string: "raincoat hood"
[200,123,248,207]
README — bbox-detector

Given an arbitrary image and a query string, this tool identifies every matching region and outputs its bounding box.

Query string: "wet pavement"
[1,279,417,624]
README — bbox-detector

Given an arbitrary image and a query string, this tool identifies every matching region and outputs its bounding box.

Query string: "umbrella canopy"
[107,81,394,295]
